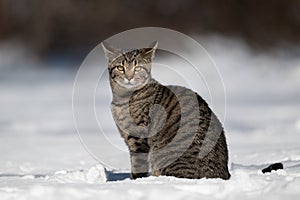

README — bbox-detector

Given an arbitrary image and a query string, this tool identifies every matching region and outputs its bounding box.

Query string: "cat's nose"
[125,75,133,80]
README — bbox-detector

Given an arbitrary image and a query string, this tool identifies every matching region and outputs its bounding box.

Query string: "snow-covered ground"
[1,36,300,199]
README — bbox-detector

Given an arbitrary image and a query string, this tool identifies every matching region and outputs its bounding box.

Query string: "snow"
[1,36,300,199]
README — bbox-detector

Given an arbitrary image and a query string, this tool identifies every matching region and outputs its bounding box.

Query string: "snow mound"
[86,164,107,183]
[53,164,107,184]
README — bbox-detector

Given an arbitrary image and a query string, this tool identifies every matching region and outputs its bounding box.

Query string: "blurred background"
[1,0,300,177]
[1,0,300,58]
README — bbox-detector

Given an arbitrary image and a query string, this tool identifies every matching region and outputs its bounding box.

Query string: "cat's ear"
[142,41,158,60]
[101,41,121,61]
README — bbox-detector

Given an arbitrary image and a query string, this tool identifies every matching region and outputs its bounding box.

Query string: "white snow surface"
[1,36,300,200]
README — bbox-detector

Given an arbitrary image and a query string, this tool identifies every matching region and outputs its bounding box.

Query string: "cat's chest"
[110,93,155,137]
[111,99,152,125]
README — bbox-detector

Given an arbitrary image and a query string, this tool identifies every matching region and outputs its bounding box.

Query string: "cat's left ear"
[142,41,158,60]
[101,41,121,61]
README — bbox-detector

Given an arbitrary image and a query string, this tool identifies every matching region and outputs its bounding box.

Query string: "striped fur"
[102,42,230,180]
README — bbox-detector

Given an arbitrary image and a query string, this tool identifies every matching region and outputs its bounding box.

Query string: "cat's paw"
[131,172,149,180]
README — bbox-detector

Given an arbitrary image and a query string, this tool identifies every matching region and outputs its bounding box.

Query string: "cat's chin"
[116,80,148,90]
[116,81,143,90]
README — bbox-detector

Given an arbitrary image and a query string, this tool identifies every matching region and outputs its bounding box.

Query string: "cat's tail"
[261,162,284,173]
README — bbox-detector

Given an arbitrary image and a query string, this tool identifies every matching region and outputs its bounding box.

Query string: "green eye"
[117,66,124,71]
[135,66,142,71]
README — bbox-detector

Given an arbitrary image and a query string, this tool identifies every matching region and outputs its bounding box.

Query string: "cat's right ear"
[101,41,121,61]
[141,41,158,61]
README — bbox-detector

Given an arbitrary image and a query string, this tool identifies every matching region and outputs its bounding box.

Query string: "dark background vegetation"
[0,0,299,59]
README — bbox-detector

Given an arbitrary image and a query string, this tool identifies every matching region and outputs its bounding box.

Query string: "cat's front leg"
[127,136,150,179]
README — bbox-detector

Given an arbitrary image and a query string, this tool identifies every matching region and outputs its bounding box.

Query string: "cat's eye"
[116,66,124,71]
[135,66,142,71]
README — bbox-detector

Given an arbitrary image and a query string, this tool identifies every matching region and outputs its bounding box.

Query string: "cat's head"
[101,41,158,90]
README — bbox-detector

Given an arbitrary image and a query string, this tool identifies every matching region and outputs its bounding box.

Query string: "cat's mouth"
[116,80,139,89]
[116,79,147,89]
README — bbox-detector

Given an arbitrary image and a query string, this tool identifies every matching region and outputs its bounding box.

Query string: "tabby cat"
[101,41,230,180]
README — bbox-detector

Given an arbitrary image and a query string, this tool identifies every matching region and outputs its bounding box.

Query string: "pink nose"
[126,75,133,80]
